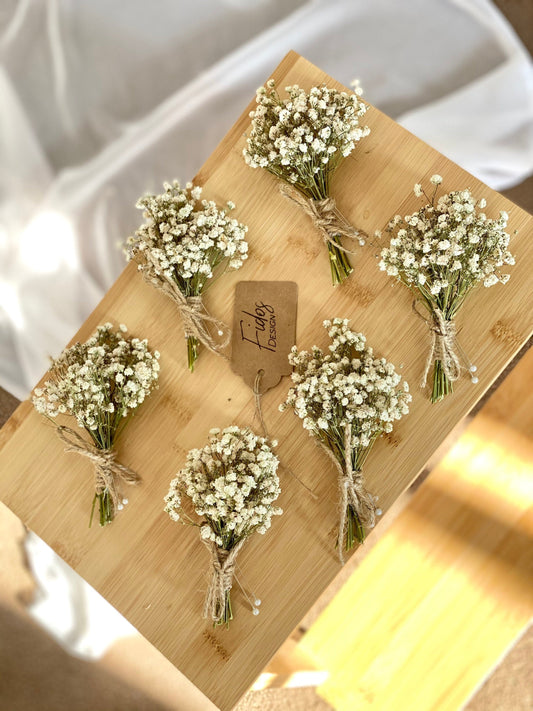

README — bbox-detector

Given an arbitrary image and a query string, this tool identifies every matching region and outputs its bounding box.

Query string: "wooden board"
[0,51,532,710]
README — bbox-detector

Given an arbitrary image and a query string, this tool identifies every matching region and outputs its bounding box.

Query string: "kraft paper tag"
[231,281,298,392]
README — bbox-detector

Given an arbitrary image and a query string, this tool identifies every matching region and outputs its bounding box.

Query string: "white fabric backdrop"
[1,0,532,657]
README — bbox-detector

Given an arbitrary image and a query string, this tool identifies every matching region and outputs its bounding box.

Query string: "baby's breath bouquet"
[126,181,249,371]
[165,426,282,628]
[244,80,370,285]
[379,176,515,403]
[32,323,160,526]
[281,319,410,562]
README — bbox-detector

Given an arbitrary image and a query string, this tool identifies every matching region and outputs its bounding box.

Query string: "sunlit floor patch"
[300,412,533,711]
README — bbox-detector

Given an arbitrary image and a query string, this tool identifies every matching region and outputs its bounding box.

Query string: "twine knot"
[138,252,230,359]
[202,538,245,624]
[279,183,367,252]
[56,425,140,513]
[180,295,230,359]
[413,303,463,388]
[181,295,204,338]
[318,423,377,564]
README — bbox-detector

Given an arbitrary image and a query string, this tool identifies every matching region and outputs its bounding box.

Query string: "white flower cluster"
[281,319,411,449]
[126,181,249,287]
[379,176,515,296]
[33,323,160,444]
[243,80,370,193]
[164,426,282,548]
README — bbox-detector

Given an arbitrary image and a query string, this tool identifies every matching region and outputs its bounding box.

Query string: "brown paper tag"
[231,281,298,392]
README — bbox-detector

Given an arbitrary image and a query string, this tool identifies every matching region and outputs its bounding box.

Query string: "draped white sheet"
[1,0,532,659]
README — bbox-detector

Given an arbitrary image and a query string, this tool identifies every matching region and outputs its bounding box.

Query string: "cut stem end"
[431,359,454,403]
[90,489,114,528]
[187,335,200,373]
[328,241,353,286]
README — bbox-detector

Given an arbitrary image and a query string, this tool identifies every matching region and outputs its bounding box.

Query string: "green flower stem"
[187,335,199,372]
[345,503,366,551]
[328,240,353,286]
[90,489,114,527]
[431,359,454,403]
[214,590,233,629]
[334,436,380,553]
[300,177,355,286]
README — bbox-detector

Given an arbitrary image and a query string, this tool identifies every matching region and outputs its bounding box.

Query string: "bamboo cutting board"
[0,51,532,710]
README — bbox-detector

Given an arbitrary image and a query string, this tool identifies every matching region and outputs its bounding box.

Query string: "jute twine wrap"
[413,302,462,388]
[279,183,367,252]
[139,252,230,358]
[318,423,376,564]
[56,425,141,512]
[202,538,246,623]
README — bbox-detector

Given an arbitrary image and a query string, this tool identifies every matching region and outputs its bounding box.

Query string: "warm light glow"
[251,670,329,690]
[285,671,330,688]
[19,211,78,274]
[0,282,24,329]
[300,410,533,711]
[252,672,277,691]
[440,416,533,513]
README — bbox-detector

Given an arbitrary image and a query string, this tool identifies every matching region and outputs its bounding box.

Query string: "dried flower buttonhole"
[32,323,160,526]
[379,176,515,402]
[126,180,249,372]
[244,80,370,286]
[280,319,410,562]
[164,426,282,628]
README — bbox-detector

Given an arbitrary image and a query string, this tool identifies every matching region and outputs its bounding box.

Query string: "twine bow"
[318,423,376,564]
[56,425,141,513]
[279,183,368,252]
[413,302,462,388]
[202,538,246,624]
[139,253,230,358]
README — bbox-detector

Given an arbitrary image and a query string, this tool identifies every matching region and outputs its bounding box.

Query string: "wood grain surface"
[0,52,532,710]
